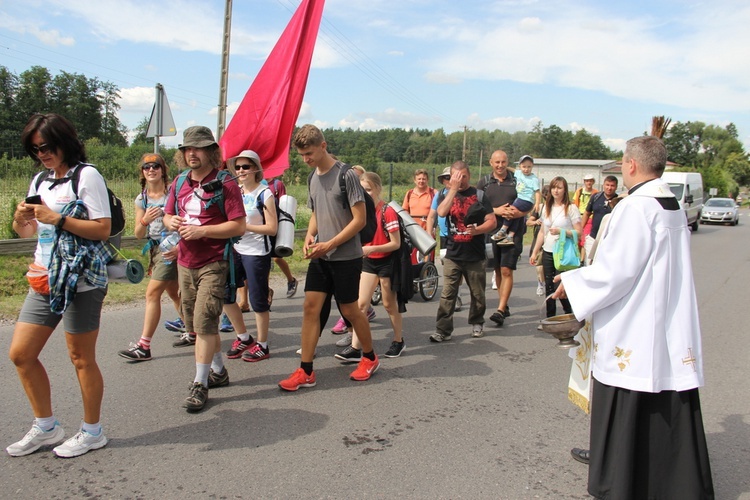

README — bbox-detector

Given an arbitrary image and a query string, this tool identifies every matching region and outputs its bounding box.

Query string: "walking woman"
[335,172,405,361]
[8,114,113,458]
[529,176,582,319]
[118,153,181,361]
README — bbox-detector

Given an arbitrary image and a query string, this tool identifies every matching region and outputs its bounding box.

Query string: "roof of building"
[521,158,617,167]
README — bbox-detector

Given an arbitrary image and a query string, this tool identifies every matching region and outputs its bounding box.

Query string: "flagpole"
[217,0,233,140]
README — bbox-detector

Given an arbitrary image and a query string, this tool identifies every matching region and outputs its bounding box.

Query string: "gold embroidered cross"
[682,348,697,372]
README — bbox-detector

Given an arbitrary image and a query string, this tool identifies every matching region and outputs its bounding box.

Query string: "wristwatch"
[56,214,66,229]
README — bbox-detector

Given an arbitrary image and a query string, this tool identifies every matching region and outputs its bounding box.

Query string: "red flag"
[219,0,325,178]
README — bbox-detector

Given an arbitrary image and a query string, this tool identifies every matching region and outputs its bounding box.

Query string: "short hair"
[21,113,87,167]
[360,172,382,193]
[173,143,222,171]
[603,175,618,186]
[625,136,667,176]
[414,168,429,178]
[451,160,469,172]
[293,124,325,149]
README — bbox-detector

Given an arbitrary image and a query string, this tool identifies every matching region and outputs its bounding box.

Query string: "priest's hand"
[552,276,567,299]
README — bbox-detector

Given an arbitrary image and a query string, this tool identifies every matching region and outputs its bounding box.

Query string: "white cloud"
[118,86,156,113]
[466,113,540,133]
[603,138,626,153]
[337,108,437,130]
[0,15,75,46]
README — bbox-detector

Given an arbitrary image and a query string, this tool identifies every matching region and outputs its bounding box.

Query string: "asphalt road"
[1,216,748,499]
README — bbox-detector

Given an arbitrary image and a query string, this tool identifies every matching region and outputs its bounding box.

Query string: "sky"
[2,0,750,155]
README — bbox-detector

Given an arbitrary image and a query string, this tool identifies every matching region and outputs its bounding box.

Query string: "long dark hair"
[544,176,572,218]
[21,113,86,167]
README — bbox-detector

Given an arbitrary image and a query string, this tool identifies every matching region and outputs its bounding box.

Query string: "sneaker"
[350,355,380,381]
[6,422,65,457]
[367,306,376,321]
[491,274,497,290]
[455,296,463,312]
[53,428,107,458]
[118,342,152,362]
[278,368,317,391]
[490,230,508,241]
[207,367,229,388]
[331,317,348,335]
[173,332,196,347]
[226,337,254,358]
[429,332,452,342]
[242,343,270,362]
[183,382,209,412]
[472,324,485,338]
[495,236,515,246]
[536,281,545,296]
[164,317,186,333]
[219,313,234,333]
[502,306,511,317]
[335,332,353,347]
[489,311,505,326]
[334,345,362,363]
[384,340,405,358]
[286,278,298,299]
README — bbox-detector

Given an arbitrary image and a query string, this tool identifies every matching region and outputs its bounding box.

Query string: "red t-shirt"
[367,201,400,260]
[165,169,246,269]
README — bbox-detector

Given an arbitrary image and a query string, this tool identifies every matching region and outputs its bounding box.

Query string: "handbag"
[553,229,580,271]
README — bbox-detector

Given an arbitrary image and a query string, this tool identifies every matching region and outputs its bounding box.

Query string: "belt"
[412,215,428,221]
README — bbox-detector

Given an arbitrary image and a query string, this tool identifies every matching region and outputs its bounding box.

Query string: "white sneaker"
[335,332,353,347]
[6,422,65,457]
[536,281,545,296]
[491,274,497,290]
[53,428,107,458]
[295,347,316,359]
[471,324,485,338]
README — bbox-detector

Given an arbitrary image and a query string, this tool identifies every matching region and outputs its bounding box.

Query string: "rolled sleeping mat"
[274,194,297,258]
[107,259,145,284]
[387,201,437,256]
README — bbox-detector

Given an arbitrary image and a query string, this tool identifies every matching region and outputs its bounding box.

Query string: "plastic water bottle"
[159,232,180,265]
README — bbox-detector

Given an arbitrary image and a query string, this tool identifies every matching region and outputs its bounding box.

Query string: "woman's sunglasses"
[31,143,53,156]
[142,163,162,171]
[236,163,257,171]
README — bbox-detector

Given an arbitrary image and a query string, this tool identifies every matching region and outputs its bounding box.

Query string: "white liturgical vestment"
[561,178,704,393]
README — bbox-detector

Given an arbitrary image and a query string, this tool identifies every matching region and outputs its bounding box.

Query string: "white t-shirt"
[29,165,110,269]
[233,184,275,256]
[541,204,581,252]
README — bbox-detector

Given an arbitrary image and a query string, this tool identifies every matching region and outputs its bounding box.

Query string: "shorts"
[178,260,228,335]
[18,287,107,334]
[239,254,272,313]
[223,251,247,304]
[492,233,522,270]
[304,258,362,305]
[363,255,395,278]
[150,250,178,282]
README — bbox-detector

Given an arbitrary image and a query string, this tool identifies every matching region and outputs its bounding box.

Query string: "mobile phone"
[25,195,42,205]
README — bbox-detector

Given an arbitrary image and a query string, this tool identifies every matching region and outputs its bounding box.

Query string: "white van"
[662,172,704,231]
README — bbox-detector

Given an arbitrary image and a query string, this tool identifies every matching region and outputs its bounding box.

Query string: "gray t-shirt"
[308,162,364,261]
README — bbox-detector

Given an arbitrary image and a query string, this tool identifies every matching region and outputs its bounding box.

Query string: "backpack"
[34,163,126,241]
[307,163,377,244]
[379,204,415,309]
[255,187,278,256]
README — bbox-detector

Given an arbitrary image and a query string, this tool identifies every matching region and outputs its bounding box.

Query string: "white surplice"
[561,178,704,393]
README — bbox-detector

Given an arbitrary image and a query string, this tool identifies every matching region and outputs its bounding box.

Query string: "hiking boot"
[53,428,107,458]
[384,340,405,358]
[286,278,298,298]
[350,355,380,381]
[335,332,353,347]
[241,343,270,362]
[489,311,505,326]
[278,368,316,391]
[367,306,376,321]
[219,313,234,333]
[118,342,151,362]
[226,337,254,358]
[6,422,65,457]
[334,345,362,363]
[164,317,186,333]
[173,332,196,347]
[472,324,485,338]
[331,317,348,334]
[183,382,209,412]
[207,367,229,388]
[429,332,452,342]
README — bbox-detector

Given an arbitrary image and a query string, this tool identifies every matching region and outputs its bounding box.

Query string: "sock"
[81,421,102,436]
[36,416,57,432]
[238,333,251,342]
[500,227,508,234]
[139,336,152,350]
[301,361,314,375]
[507,232,515,238]
[195,363,211,387]
[211,352,225,373]
[362,350,376,361]
[258,341,268,350]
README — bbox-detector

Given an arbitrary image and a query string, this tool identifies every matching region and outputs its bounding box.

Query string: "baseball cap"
[519,154,534,164]
[437,166,452,180]
[227,150,262,174]
[583,174,595,181]
[179,126,218,150]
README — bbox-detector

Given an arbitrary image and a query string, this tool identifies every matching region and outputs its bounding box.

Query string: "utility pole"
[462,125,468,162]
[217,0,233,140]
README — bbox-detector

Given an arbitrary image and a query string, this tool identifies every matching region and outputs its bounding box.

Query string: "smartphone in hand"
[25,195,42,205]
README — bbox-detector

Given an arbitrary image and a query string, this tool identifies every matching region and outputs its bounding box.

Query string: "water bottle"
[159,232,180,265]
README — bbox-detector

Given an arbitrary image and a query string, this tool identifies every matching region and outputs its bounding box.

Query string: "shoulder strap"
[476,189,484,203]
[173,170,190,215]
[338,163,352,209]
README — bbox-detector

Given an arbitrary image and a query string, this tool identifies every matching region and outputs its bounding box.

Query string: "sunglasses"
[31,143,53,156]
[235,163,257,171]
[142,163,162,171]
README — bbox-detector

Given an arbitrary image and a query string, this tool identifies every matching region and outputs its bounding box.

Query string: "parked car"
[700,198,739,226]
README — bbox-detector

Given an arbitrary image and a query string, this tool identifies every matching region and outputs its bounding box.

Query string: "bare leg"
[223,302,247,334]
[379,277,402,342]
[274,257,294,283]
[495,266,514,312]
[65,329,103,424]
[300,291,327,362]
[9,323,55,418]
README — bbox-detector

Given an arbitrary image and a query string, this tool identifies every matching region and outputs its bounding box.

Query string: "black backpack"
[307,163,377,244]
[34,163,126,240]
[379,204,415,309]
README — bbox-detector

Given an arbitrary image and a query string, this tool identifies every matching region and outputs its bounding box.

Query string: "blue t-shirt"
[431,189,449,237]
[514,170,540,203]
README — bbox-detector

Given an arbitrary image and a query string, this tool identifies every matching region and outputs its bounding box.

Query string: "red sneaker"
[350,355,380,381]
[278,368,316,391]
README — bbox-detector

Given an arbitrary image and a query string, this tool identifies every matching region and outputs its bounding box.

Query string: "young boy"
[491,154,541,245]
